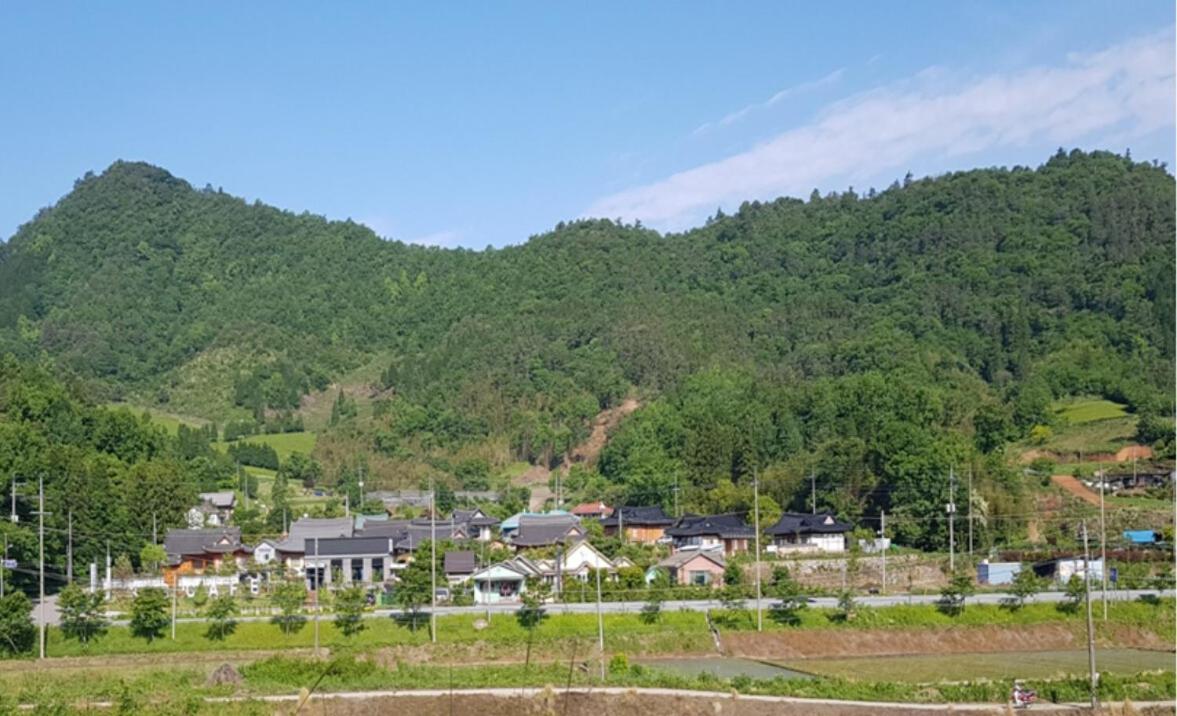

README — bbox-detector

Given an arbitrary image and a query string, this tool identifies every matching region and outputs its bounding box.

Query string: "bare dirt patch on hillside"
[1051,474,1102,507]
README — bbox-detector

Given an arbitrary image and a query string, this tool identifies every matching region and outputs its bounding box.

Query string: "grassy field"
[1053,397,1129,425]
[106,403,208,435]
[213,431,317,463]
[783,648,1174,682]
[44,610,714,659]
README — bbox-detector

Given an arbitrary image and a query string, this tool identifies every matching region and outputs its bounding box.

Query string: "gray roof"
[601,505,673,527]
[444,550,476,575]
[511,515,584,547]
[279,517,354,552]
[658,549,725,569]
[198,491,236,509]
[164,528,244,558]
[306,537,394,557]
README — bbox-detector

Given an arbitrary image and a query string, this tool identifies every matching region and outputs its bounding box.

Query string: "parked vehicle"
[1011,681,1037,709]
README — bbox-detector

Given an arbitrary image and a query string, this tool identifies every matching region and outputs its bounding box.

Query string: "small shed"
[977,561,1022,585]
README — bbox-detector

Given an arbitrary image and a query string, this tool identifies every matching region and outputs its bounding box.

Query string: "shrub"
[129,588,169,643]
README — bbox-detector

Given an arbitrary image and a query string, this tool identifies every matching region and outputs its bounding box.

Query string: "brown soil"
[280,690,1173,716]
[721,624,1170,661]
[1051,475,1102,507]
[1115,445,1154,462]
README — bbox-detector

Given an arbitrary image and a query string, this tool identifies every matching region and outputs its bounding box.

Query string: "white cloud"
[694,68,845,135]
[590,29,1176,230]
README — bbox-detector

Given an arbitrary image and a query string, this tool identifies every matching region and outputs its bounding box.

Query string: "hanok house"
[665,513,754,555]
[163,527,251,581]
[653,549,726,587]
[765,511,853,554]
[507,514,585,550]
[451,508,499,542]
[304,536,394,589]
[444,550,477,584]
[600,505,675,544]
[571,501,612,520]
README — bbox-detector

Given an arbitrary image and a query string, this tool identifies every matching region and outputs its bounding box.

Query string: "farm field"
[1053,397,1130,425]
[106,403,208,435]
[782,648,1174,682]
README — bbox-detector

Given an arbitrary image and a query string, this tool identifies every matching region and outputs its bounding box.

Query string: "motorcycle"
[1011,682,1038,709]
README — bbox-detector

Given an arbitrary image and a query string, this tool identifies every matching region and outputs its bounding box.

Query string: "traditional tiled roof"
[600,505,674,527]
[278,517,354,553]
[665,513,754,539]
[765,511,852,536]
[571,501,612,517]
[511,515,584,547]
[444,550,477,575]
[164,528,245,561]
[198,491,236,509]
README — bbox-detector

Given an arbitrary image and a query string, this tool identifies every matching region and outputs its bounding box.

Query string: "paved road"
[54,589,1172,627]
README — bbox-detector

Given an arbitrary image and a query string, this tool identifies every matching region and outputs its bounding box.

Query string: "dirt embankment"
[278,690,1173,716]
[722,623,1171,661]
[1051,474,1103,506]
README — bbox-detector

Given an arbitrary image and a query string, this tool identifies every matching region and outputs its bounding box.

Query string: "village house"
[186,491,237,528]
[470,561,529,604]
[665,513,754,555]
[507,513,585,549]
[765,511,853,553]
[304,536,395,589]
[443,550,477,584]
[652,548,726,587]
[273,517,354,574]
[600,505,675,544]
[163,527,251,581]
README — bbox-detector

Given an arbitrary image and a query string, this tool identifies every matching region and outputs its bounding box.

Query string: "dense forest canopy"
[0,149,1172,550]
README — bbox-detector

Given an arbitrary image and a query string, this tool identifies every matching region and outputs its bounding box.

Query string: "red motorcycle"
[1011,682,1038,709]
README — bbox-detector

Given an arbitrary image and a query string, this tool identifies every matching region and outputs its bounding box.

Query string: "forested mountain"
[0,149,1172,548]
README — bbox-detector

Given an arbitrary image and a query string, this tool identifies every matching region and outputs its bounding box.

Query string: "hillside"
[0,149,1173,549]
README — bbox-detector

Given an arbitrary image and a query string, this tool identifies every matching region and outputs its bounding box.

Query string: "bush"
[129,588,169,643]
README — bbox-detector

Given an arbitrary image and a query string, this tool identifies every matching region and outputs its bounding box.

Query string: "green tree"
[1060,574,1086,614]
[767,565,807,626]
[139,544,167,575]
[0,592,34,656]
[938,572,975,616]
[394,544,434,629]
[334,585,367,638]
[832,590,858,623]
[204,593,239,641]
[129,588,169,643]
[1001,568,1042,610]
[639,591,662,624]
[271,581,307,635]
[58,583,108,645]
[516,581,548,668]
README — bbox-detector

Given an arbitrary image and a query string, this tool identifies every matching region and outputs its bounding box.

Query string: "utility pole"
[880,510,887,594]
[810,472,816,514]
[357,466,364,515]
[67,509,73,583]
[966,467,973,558]
[430,476,437,644]
[947,467,957,573]
[313,536,320,657]
[10,476,17,523]
[152,512,157,545]
[1,533,7,597]
[105,542,111,601]
[618,507,624,544]
[1099,475,1108,621]
[753,472,762,632]
[673,475,680,518]
[1081,521,1098,709]
[171,579,178,640]
[594,564,605,681]
[36,475,46,660]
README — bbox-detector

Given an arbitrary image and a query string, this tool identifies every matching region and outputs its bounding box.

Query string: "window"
[351,560,364,582]
[689,570,712,586]
[371,558,384,581]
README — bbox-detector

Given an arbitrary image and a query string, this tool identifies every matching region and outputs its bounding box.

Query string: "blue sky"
[1,3,1173,248]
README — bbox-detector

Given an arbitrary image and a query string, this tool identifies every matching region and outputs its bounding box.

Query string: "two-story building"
[600,505,675,544]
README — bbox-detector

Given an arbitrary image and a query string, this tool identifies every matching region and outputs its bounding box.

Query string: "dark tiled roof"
[666,513,754,539]
[306,537,394,557]
[600,505,674,527]
[765,511,853,536]
[511,516,584,547]
[444,550,476,574]
[164,528,243,558]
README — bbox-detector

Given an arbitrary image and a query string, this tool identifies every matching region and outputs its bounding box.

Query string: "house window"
[371,558,384,581]
[351,560,364,582]
[689,570,712,586]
